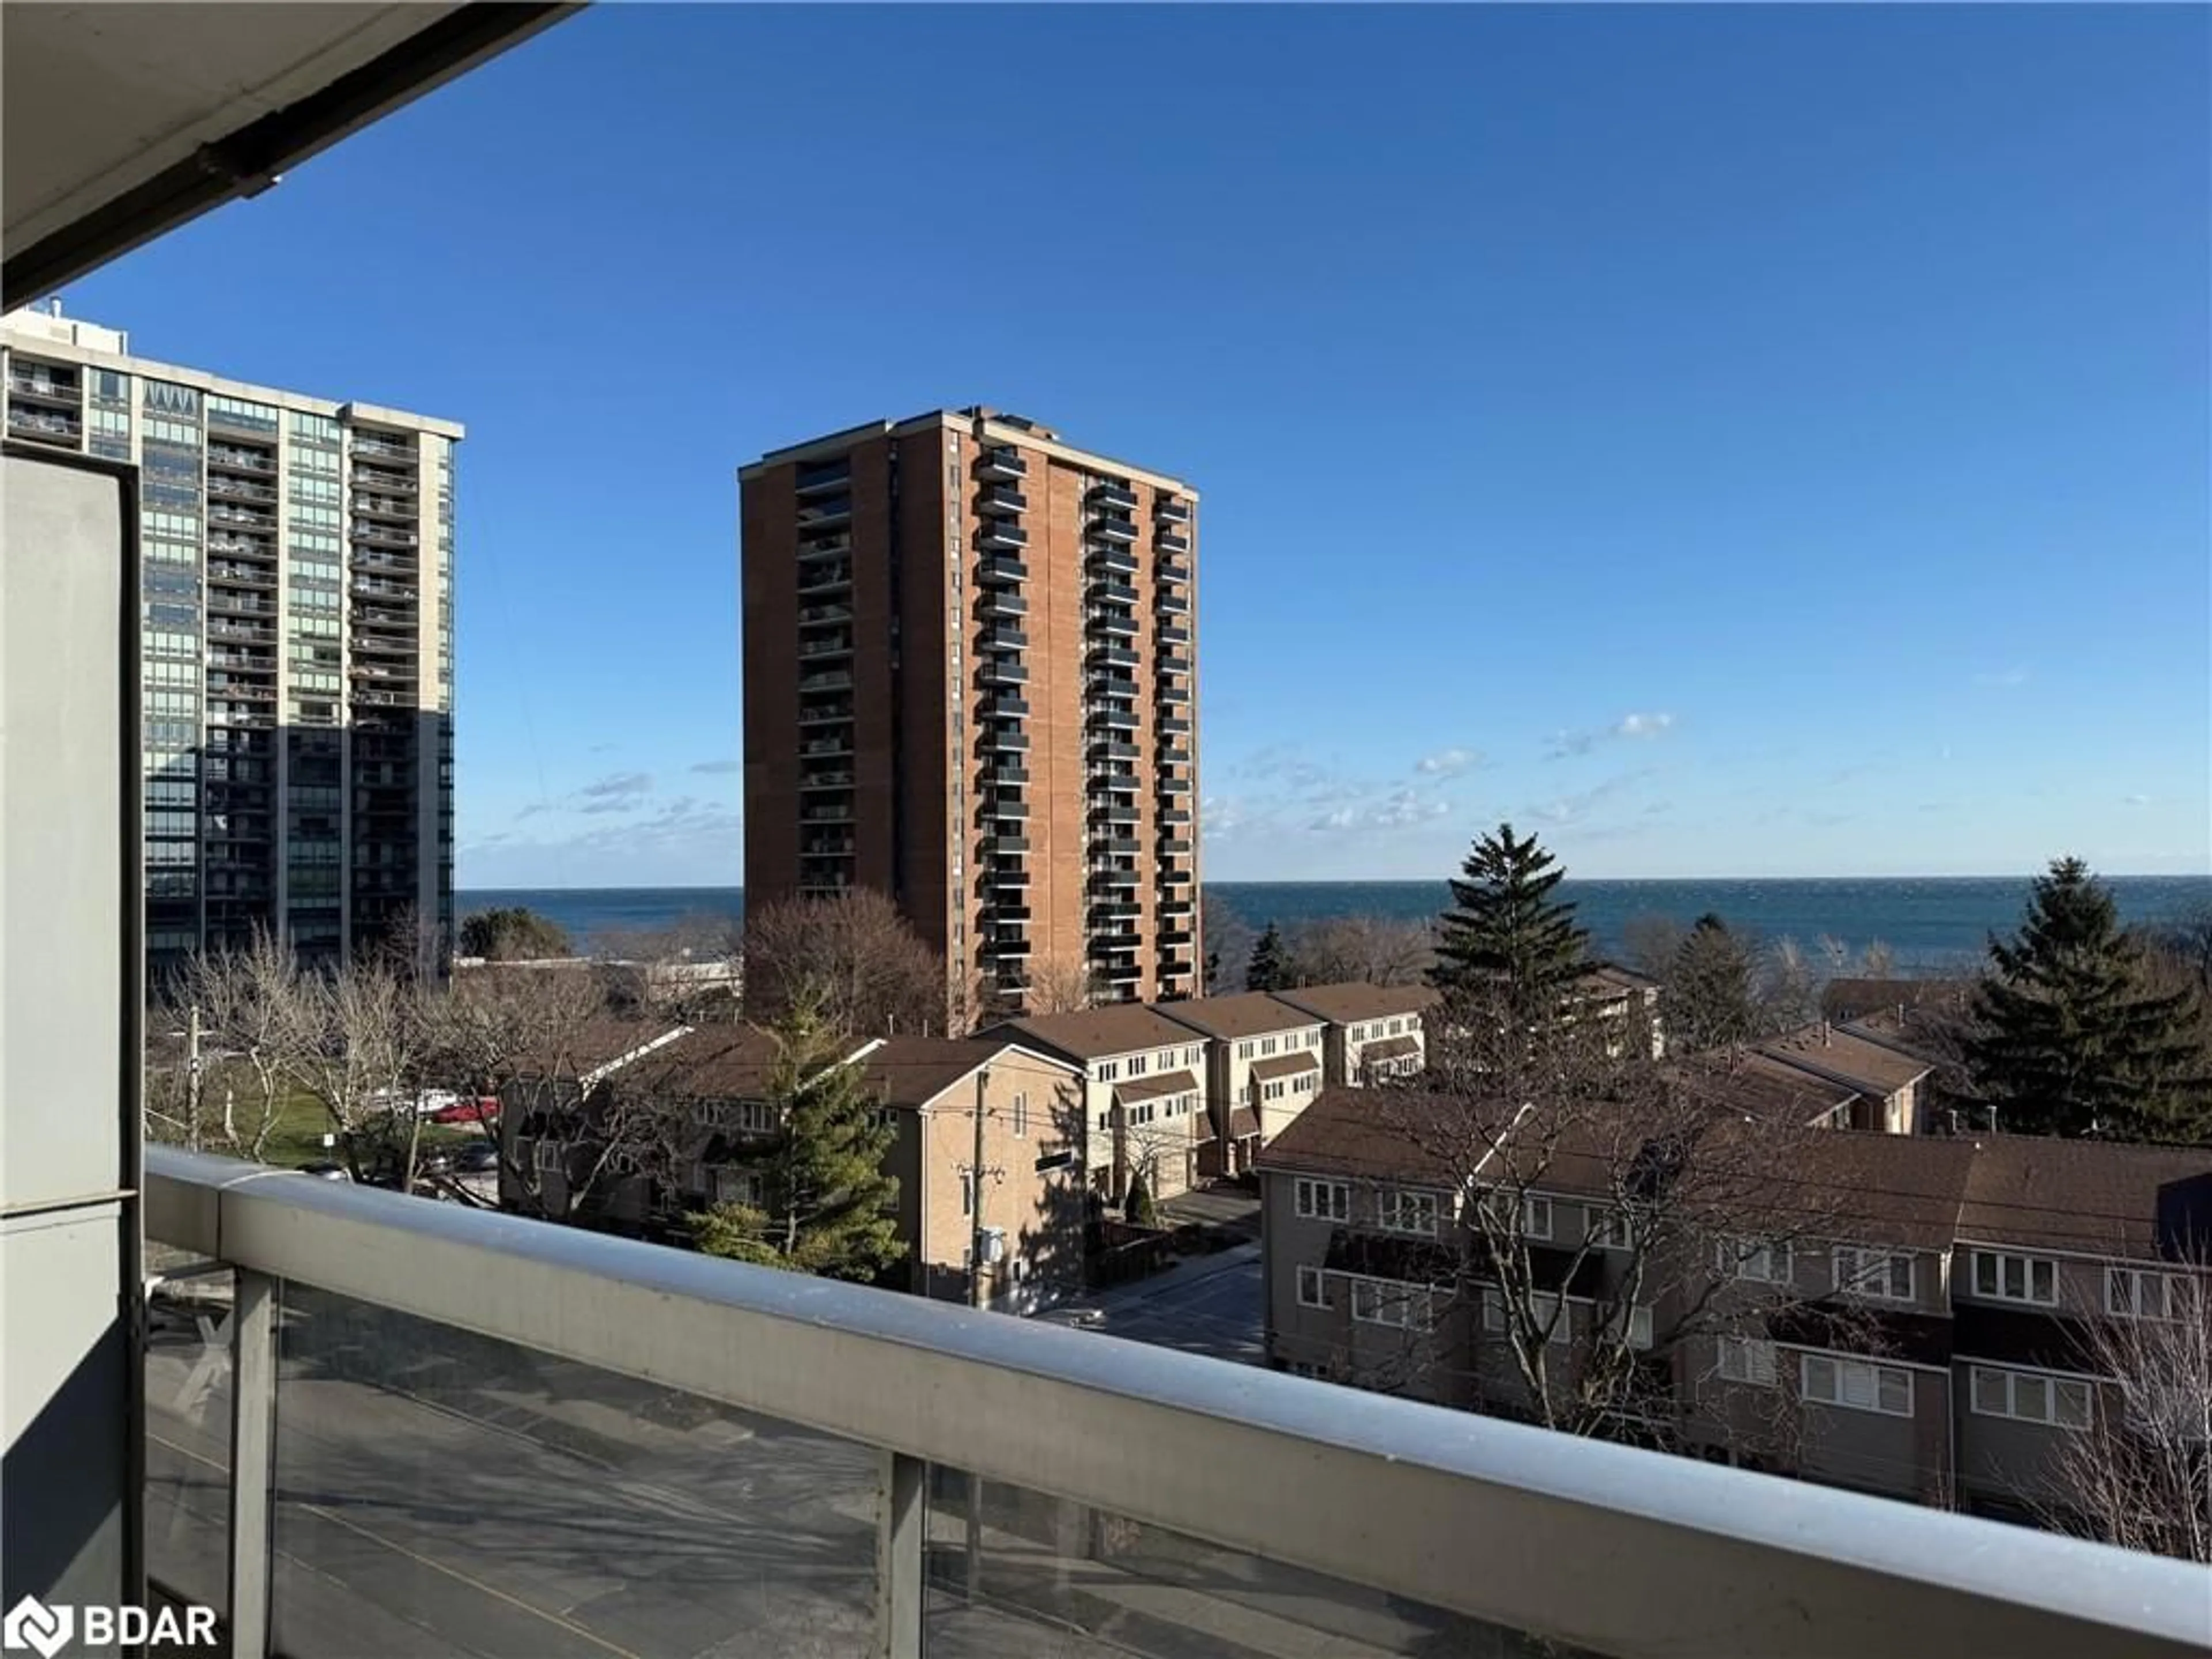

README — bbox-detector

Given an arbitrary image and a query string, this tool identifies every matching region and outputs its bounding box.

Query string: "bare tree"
[1371,1028,1874,1460]
[1202,894,1256,995]
[1755,935,1820,1035]
[1620,914,1687,983]
[173,930,300,1161]
[2046,1268,2212,1563]
[743,889,947,1038]
[1287,915,1435,987]
[594,912,744,1023]
[1022,951,1107,1017]
[278,955,434,1187]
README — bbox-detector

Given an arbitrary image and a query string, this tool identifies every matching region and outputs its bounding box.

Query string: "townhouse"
[1270,982,1438,1088]
[988,1004,1211,1202]
[1570,964,1666,1059]
[503,1023,1088,1308]
[1755,1021,1935,1134]
[1258,1083,2211,1526]
[1153,991,1330,1177]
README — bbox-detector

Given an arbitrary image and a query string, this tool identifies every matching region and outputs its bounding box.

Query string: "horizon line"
[455,870,2212,893]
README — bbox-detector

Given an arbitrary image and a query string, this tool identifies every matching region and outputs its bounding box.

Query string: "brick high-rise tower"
[740,408,1199,1014]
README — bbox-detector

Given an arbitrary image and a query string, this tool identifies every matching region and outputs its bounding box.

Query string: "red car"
[430,1097,500,1126]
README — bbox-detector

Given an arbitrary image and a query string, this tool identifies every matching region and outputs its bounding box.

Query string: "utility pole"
[185,1003,204,1153]
[963,1065,1002,1603]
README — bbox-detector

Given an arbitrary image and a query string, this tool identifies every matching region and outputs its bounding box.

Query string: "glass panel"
[1972,1367,2008,1415]
[270,1283,878,1657]
[2014,1374,2050,1422]
[142,1252,233,1619]
[2029,1260,2055,1304]
[924,1472,1593,1658]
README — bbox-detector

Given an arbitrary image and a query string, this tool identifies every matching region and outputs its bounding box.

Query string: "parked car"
[431,1096,499,1126]
[297,1162,352,1182]
[454,1142,501,1175]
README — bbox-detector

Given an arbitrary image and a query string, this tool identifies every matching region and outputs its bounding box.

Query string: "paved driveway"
[1040,1243,1264,1366]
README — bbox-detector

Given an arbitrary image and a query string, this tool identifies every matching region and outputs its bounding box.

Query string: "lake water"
[457,875,2210,969]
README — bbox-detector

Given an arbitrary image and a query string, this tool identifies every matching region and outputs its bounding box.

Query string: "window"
[1483,1287,1570,1343]
[2106,1267,2178,1320]
[1718,1238,1793,1285]
[1588,1207,1635,1251]
[1717,1336,1778,1387]
[1833,1247,1915,1302]
[1296,1266,1328,1308]
[1971,1365,2092,1430]
[1261,1036,1278,1056]
[1294,1177,1349,1222]
[1604,1303,1655,1350]
[1378,1188,1438,1236]
[712,1168,761,1207]
[1012,1092,1028,1139]
[1238,1041,1253,1060]
[1521,1194,1553,1241]
[1127,1054,1147,1077]
[1097,1060,1119,1082]
[1972,1249,2058,1307]
[961,1173,974,1217]
[1351,1278,1427,1329]
[1800,1354,1913,1417]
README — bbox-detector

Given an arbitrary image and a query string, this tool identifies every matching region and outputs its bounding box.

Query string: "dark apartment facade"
[740,409,1200,1014]
[3,303,457,978]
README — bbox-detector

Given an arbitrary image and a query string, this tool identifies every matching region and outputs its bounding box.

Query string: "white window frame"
[1718,1238,1793,1285]
[1350,1276,1427,1330]
[1800,1353,1914,1418]
[1011,1091,1028,1139]
[1970,1364,2092,1431]
[1378,1187,1440,1237]
[1971,1248,2058,1308]
[1588,1206,1636,1251]
[1294,1177,1350,1222]
[2105,1266,2177,1320]
[1603,1302,1655,1351]
[1717,1336,1778,1387]
[1521,1194,1554,1241]
[1296,1265,1328,1308]
[1833,1246,1915,1303]
[1483,1286,1570,1344]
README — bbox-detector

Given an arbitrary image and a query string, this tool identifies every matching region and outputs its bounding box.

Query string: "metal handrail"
[139,1147,2209,1659]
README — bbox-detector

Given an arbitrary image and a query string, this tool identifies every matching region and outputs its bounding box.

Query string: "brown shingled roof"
[1112,1068,1200,1104]
[1249,1052,1321,1082]
[1820,976,1972,1023]
[1157,991,1325,1039]
[1270,982,1441,1025]
[857,1037,1027,1108]
[1682,1051,1862,1126]
[1757,1024,1932,1099]
[994,1004,1206,1060]
[1259,1084,1982,1251]
[1956,1137,2212,1263]
[622,1027,783,1099]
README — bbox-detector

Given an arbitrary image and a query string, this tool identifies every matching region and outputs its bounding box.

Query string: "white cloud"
[1308,789,1452,835]
[1414,747,1479,778]
[1546,712,1675,759]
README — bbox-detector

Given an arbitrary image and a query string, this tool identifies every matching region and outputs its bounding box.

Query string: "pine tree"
[1429,823,1590,1023]
[1125,1169,1158,1228]
[1246,923,1293,993]
[1966,858,2211,1140]
[1668,914,1756,1052]
[689,1002,907,1280]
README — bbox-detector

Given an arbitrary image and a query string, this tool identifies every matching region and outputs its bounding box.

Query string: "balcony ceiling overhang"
[3,2,577,311]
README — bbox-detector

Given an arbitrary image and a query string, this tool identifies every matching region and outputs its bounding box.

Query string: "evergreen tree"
[1246,923,1294,993]
[1125,1169,1158,1228]
[1965,858,2211,1140]
[688,1002,907,1279]
[1429,823,1591,1023]
[1668,914,1757,1052]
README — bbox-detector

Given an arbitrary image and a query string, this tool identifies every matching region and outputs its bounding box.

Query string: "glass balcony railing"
[134,1149,2203,1659]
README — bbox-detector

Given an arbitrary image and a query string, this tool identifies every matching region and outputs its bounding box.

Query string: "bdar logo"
[2,1596,72,1659]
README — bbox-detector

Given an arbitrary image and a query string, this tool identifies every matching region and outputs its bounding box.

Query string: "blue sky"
[63,5,2210,885]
